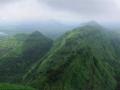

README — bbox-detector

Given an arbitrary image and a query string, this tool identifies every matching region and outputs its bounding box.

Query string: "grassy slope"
[0,35,25,58]
[24,23,118,90]
[0,31,53,83]
[0,34,28,82]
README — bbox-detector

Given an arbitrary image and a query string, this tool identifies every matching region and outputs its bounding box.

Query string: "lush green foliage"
[24,23,119,90]
[0,83,36,90]
[0,31,53,83]
[1,22,120,90]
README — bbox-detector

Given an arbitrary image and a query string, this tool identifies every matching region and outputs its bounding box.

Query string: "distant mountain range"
[0,20,78,39]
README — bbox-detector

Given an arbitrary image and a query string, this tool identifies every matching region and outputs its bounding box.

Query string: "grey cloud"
[0,0,15,3]
[0,0,21,4]
[39,0,116,15]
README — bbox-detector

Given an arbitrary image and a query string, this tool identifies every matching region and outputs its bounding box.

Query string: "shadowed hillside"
[0,31,53,83]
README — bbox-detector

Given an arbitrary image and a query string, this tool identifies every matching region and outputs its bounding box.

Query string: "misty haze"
[0,0,120,90]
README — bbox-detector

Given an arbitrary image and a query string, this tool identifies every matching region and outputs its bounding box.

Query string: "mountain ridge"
[24,22,118,90]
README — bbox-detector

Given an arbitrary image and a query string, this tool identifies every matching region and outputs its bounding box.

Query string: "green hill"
[24,22,120,90]
[0,31,53,83]
[22,31,53,63]
[0,34,27,58]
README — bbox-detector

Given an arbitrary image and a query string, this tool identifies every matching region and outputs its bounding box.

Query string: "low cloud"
[0,0,20,4]
[39,0,115,15]
[39,0,120,22]
[0,0,120,23]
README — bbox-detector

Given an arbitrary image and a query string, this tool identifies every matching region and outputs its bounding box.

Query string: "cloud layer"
[40,0,120,22]
[40,0,114,14]
[0,0,120,23]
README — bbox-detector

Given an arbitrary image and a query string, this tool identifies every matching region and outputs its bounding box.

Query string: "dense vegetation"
[0,31,53,83]
[0,83,36,90]
[1,22,120,90]
[24,22,120,90]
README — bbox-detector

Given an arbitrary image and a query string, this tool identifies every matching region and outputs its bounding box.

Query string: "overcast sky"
[0,0,120,23]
